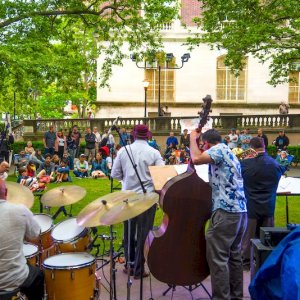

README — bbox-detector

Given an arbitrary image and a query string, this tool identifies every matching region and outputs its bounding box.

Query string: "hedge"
[10,142,300,163]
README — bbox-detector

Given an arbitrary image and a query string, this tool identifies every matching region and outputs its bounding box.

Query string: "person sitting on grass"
[26,160,37,177]
[31,149,45,168]
[37,153,55,183]
[56,159,71,183]
[276,150,290,171]
[17,167,41,192]
[90,152,108,178]
[73,154,89,178]
[25,141,35,156]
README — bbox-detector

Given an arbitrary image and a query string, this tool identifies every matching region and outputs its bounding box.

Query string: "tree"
[0,0,179,118]
[188,0,300,85]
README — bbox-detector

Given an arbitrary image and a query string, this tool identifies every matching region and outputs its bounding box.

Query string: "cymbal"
[100,192,159,225]
[6,182,34,209]
[41,185,86,207]
[77,190,137,227]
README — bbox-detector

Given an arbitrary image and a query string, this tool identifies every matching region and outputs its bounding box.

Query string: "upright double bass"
[145,99,213,286]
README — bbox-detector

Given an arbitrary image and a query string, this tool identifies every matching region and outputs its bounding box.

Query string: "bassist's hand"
[190,129,201,141]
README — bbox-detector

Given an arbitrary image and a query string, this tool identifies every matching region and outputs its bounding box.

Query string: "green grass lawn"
[6,175,300,252]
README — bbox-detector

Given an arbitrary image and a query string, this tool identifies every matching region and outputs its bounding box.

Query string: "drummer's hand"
[190,129,201,140]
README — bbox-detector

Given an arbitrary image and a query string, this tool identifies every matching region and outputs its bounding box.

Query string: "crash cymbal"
[77,190,137,227]
[100,192,159,225]
[6,182,34,209]
[41,185,86,207]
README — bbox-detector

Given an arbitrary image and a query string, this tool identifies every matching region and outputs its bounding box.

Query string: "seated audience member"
[0,179,44,300]
[30,149,45,168]
[26,161,36,178]
[276,150,290,171]
[99,146,112,171]
[90,153,108,178]
[24,141,35,156]
[0,161,9,180]
[17,167,40,192]
[52,154,60,170]
[37,154,55,183]
[14,150,29,170]
[62,151,72,168]
[73,154,89,178]
[56,159,71,183]
[164,143,177,164]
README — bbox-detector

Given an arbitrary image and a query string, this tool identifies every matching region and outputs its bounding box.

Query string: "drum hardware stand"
[52,205,73,220]
[162,283,211,299]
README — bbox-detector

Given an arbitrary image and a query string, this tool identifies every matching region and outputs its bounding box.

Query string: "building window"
[145,67,175,103]
[216,56,247,101]
[289,71,300,103]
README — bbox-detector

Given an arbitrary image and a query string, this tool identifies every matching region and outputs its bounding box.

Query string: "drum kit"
[6,183,159,300]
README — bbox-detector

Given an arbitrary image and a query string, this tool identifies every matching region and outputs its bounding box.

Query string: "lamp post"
[13,91,16,120]
[131,53,191,116]
[142,79,150,118]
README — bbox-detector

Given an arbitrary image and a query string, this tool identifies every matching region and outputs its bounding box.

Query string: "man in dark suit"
[241,137,284,265]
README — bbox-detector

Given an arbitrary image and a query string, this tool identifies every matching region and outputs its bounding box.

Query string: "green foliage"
[187,0,300,85]
[0,0,179,118]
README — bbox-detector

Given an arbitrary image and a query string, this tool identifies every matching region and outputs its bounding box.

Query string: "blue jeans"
[73,170,88,178]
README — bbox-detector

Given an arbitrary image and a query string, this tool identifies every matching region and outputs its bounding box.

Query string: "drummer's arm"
[23,208,41,239]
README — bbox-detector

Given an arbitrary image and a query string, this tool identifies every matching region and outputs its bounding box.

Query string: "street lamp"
[131,52,191,116]
[142,79,150,118]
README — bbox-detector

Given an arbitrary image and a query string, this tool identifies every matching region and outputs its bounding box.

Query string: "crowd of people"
[0,119,296,300]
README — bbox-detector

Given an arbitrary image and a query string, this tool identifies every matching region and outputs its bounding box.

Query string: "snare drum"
[43,253,96,300]
[23,243,39,266]
[28,214,54,249]
[51,218,90,253]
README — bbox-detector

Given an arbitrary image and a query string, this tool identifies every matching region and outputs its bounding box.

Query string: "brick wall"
[181,0,202,26]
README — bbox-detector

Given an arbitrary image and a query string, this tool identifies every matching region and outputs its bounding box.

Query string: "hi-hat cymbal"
[6,182,34,209]
[100,192,159,226]
[41,185,86,207]
[77,190,137,227]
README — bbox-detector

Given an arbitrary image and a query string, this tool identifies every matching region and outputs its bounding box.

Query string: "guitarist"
[190,128,247,300]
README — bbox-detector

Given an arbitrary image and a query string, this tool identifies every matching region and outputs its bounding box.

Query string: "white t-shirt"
[0,201,41,290]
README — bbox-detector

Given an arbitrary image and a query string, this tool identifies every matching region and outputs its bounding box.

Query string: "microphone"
[108,116,120,134]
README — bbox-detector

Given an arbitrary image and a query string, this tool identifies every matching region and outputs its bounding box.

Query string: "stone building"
[95,0,300,118]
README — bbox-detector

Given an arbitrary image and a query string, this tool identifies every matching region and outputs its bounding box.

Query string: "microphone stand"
[111,124,147,300]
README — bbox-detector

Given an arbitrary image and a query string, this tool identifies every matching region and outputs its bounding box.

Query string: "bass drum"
[43,253,96,300]
[23,243,39,266]
[51,218,90,253]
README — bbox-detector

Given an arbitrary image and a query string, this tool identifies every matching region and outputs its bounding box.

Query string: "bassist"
[190,128,247,300]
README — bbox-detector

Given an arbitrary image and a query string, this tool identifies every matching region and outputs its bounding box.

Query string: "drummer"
[111,125,164,279]
[0,179,44,300]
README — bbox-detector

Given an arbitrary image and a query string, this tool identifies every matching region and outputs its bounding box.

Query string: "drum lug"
[51,270,55,280]
[89,267,94,276]
[71,271,75,280]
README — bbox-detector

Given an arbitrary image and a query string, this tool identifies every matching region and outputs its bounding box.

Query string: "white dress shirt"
[0,200,41,290]
[111,139,164,193]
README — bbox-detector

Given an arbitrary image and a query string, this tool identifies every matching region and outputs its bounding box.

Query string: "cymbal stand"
[52,205,72,220]
[109,225,118,300]
[126,217,133,300]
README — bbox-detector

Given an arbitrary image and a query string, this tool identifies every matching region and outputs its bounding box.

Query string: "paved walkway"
[97,260,251,300]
